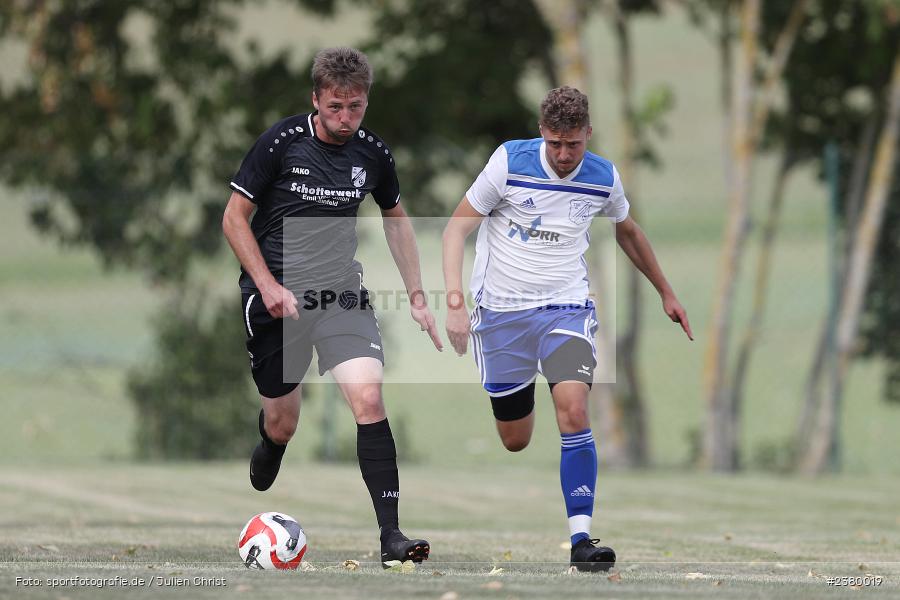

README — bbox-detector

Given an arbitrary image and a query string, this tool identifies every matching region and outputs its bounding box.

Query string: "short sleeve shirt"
[230,112,400,291]
[464,139,629,310]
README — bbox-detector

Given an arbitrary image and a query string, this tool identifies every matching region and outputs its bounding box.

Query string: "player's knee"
[492,383,535,452]
[501,435,531,452]
[266,416,297,445]
[353,385,385,422]
[556,403,589,431]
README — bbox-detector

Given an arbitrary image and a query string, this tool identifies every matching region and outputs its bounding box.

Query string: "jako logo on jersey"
[570,485,593,497]
[291,167,310,175]
[507,216,560,243]
[351,166,367,188]
[381,491,399,498]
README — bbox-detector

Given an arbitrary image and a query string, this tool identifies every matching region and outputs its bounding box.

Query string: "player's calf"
[250,409,288,491]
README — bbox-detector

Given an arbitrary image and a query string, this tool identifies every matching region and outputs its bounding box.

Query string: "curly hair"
[539,86,590,131]
[311,47,373,95]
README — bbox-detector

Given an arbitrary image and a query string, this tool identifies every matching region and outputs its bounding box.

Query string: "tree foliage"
[128,293,258,459]
[767,0,900,404]
[0,0,551,281]
[0,0,302,281]
[354,0,553,214]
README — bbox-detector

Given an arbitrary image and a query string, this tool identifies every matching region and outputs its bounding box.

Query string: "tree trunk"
[795,110,881,456]
[533,0,589,86]
[749,0,809,142]
[729,154,795,436]
[609,1,648,467]
[719,0,735,197]
[703,0,807,471]
[797,51,900,475]
[702,0,760,472]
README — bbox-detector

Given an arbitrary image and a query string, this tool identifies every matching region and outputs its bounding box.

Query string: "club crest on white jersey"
[569,198,592,224]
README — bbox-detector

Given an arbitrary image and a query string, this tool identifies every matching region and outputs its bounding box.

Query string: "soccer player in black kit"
[223,47,443,568]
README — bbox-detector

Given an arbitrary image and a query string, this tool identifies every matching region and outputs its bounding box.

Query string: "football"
[238,512,307,569]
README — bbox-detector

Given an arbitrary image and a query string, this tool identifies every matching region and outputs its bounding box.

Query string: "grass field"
[2,5,900,598]
[1,463,898,598]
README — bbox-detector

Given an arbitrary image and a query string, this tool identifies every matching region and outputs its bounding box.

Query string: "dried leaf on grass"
[607,571,622,583]
[341,559,360,571]
[685,572,709,580]
[385,560,416,573]
[807,569,826,579]
[488,566,504,575]
[481,581,503,590]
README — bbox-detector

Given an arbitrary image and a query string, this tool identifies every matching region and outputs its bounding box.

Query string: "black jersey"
[229,112,400,292]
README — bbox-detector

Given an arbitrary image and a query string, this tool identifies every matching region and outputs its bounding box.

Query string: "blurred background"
[1,0,898,476]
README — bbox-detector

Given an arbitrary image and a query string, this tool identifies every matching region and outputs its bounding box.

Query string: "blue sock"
[560,428,597,546]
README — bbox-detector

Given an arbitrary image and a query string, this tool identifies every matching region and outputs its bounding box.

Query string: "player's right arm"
[442,197,485,355]
[443,144,507,355]
[222,191,299,320]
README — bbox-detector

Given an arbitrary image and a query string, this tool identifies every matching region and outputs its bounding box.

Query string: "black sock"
[259,410,286,456]
[357,418,400,536]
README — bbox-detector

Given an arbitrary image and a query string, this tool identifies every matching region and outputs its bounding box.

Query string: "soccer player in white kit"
[442,86,693,571]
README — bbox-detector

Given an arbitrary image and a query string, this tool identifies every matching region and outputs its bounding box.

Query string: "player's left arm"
[381,203,444,351]
[615,215,693,340]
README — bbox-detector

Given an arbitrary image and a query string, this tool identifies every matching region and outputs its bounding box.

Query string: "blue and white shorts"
[469,302,598,396]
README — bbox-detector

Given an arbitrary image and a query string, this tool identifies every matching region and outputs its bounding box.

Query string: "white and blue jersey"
[465,138,629,312]
[465,139,628,395]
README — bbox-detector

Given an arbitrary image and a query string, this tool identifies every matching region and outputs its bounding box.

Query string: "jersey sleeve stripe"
[505,179,611,197]
[230,182,255,200]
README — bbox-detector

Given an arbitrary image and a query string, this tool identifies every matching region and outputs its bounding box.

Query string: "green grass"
[0,464,898,598]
